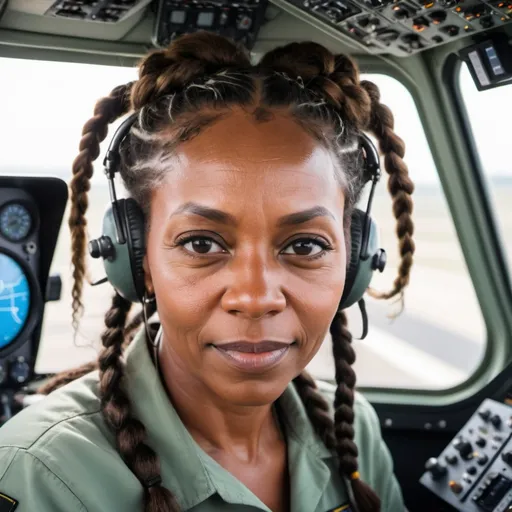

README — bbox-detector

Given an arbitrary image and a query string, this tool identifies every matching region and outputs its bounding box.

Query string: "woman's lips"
[212,341,293,372]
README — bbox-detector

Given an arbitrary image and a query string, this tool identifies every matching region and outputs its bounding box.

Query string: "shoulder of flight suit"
[0,371,117,512]
[316,383,405,512]
[0,446,88,511]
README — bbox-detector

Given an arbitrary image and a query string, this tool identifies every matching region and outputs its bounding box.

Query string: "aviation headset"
[89,113,387,313]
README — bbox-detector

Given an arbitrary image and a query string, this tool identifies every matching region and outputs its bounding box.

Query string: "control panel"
[46,0,152,22]
[153,0,269,50]
[278,0,512,57]
[420,399,512,511]
[0,176,67,427]
[0,188,42,392]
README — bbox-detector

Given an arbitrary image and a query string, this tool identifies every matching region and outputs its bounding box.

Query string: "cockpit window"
[0,58,485,390]
[458,64,511,281]
[309,74,486,390]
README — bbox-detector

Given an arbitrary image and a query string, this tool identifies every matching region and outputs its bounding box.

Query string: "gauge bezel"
[0,200,35,243]
[0,248,42,357]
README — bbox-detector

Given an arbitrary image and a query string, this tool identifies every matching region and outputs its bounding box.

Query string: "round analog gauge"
[0,203,32,242]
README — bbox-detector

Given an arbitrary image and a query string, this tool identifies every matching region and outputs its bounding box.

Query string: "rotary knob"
[490,414,502,428]
[502,451,512,466]
[9,357,30,384]
[89,236,115,260]
[425,457,448,480]
[453,438,473,459]
[478,408,491,421]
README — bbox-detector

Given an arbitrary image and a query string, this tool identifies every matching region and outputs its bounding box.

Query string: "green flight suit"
[0,328,404,511]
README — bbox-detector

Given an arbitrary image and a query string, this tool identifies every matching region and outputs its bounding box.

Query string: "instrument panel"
[45,0,153,22]
[278,0,512,56]
[420,398,512,511]
[153,1,269,50]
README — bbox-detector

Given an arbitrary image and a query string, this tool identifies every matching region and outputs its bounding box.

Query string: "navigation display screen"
[0,253,31,347]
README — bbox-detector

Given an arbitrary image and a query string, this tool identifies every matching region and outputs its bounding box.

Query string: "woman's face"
[144,109,347,406]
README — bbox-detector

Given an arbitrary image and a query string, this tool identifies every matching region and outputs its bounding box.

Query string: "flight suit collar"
[123,328,342,511]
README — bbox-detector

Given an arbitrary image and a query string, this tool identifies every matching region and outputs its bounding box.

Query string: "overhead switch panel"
[279,0,512,56]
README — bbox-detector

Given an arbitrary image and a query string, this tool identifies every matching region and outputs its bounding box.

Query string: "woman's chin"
[213,374,296,407]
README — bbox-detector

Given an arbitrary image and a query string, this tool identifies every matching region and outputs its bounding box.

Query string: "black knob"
[479,15,494,28]
[476,437,486,447]
[476,454,488,466]
[467,466,477,475]
[372,249,387,272]
[9,358,30,384]
[429,9,447,23]
[490,414,502,428]
[0,363,7,386]
[88,236,115,260]
[445,454,458,465]
[412,16,429,31]
[393,7,410,19]
[425,457,448,480]
[502,451,512,466]
[454,438,473,459]
[478,409,491,421]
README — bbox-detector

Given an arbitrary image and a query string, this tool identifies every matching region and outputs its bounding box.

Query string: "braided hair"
[40,31,414,512]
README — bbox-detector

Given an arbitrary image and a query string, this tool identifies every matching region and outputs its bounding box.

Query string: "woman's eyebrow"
[169,202,336,227]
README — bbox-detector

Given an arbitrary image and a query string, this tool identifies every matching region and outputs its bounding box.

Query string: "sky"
[0,56,509,186]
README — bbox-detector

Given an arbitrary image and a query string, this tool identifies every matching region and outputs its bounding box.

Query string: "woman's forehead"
[147,110,345,222]
[173,108,335,170]
[161,110,341,194]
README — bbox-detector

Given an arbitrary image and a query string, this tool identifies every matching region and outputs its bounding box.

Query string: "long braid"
[293,371,336,451]
[69,82,134,332]
[331,309,380,512]
[99,293,179,512]
[38,83,134,395]
[361,80,415,310]
[67,77,183,509]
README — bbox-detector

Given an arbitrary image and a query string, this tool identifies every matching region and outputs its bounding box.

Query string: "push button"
[490,414,502,428]
[449,481,463,494]
[453,438,473,459]
[445,454,458,465]
[502,451,512,466]
[476,437,486,448]
[477,454,489,465]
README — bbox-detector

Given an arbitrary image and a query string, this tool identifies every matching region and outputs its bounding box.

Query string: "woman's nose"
[220,250,286,319]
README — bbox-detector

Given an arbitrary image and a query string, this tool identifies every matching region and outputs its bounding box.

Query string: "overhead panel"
[274,0,512,56]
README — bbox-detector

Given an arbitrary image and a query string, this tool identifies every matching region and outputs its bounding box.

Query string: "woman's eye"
[281,239,328,257]
[176,235,330,259]
[179,236,226,255]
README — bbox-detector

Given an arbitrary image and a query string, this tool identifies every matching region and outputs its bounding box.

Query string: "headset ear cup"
[121,198,146,301]
[340,209,364,309]
[99,199,146,303]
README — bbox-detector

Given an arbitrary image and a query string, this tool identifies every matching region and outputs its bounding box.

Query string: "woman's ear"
[143,255,154,296]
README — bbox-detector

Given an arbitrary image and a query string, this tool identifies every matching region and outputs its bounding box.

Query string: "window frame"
[336,52,512,406]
